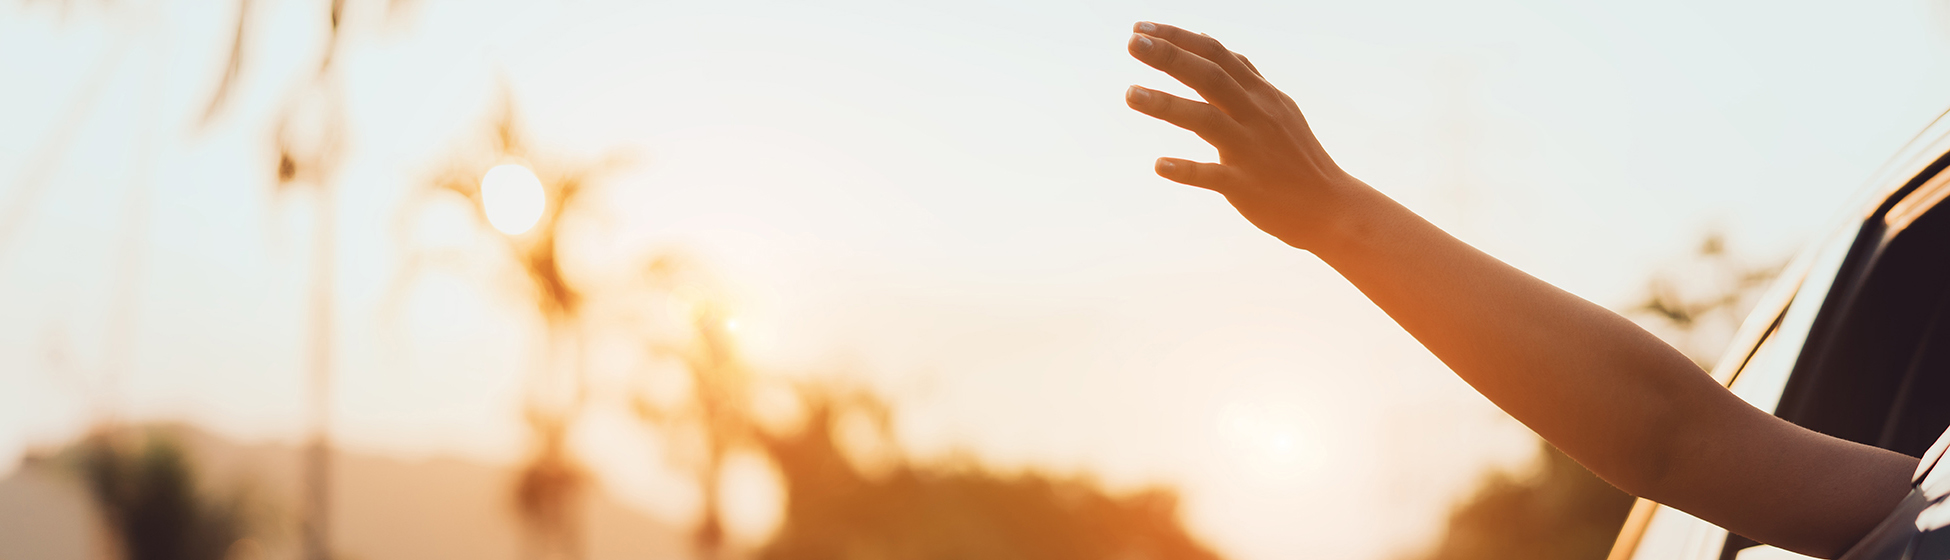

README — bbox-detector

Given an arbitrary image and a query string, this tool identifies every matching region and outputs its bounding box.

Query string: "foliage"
[754,390,1225,560]
[1407,441,1634,560]
[623,256,1225,560]
[407,91,627,560]
[1634,233,1784,369]
[64,429,252,560]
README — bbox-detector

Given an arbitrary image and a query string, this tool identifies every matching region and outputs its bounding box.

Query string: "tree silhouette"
[13,1,368,558]
[62,428,252,560]
[626,259,1228,560]
[410,95,624,560]
[752,389,1225,560]
[627,255,757,559]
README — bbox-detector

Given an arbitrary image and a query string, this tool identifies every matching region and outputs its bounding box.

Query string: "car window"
[1614,214,1866,560]
[1727,218,1861,412]
[1612,113,1950,560]
[1771,164,1950,449]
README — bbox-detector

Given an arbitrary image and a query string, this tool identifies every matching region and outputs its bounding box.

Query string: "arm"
[1122,21,1915,558]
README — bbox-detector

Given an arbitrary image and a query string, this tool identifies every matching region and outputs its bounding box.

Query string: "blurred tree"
[63,428,252,560]
[411,95,625,560]
[14,0,362,557]
[1408,441,1634,560]
[1634,233,1783,370]
[754,390,1225,560]
[629,255,759,560]
[199,1,359,558]
[629,258,1226,560]
[1407,232,1782,560]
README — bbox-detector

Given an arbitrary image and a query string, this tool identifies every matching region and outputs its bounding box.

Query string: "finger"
[1136,22,1266,88]
[1155,157,1238,192]
[1128,33,1262,122]
[1126,85,1244,146]
[1236,53,1264,79]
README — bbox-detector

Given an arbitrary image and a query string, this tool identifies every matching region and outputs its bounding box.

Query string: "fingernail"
[1157,159,1176,172]
[1136,21,1157,33]
[1131,34,1153,53]
[1126,86,1150,104]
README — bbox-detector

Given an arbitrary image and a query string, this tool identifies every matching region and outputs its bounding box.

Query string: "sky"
[7,0,1950,559]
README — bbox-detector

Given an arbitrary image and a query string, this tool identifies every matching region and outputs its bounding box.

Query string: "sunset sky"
[8,1,1950,559]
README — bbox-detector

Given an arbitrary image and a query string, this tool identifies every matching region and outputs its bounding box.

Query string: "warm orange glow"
[1218,402,1322,483]
[480,164,545,235]
[18,3,1940,560]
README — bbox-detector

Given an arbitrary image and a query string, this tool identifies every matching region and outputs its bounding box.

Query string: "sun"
[480,163,546,235]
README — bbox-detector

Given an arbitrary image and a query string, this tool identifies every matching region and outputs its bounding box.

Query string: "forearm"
[1311,183,1708,492]
[1311,183,1914,557]
[1123,22,1914,557]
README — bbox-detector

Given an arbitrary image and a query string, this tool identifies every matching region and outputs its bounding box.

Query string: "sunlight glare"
[480,164,546,235]
[1217,402,1322,485]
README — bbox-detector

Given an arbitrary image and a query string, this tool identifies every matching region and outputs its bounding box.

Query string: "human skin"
[1122,21,1915,558]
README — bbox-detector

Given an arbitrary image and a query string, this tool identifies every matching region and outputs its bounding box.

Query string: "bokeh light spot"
[719,450,786,546]
[480,164,546,235]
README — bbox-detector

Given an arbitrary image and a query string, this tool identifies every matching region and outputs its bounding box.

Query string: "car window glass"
[1617,219,1863,560]
[1728,224,1860,412]
[1707,247,1815,387]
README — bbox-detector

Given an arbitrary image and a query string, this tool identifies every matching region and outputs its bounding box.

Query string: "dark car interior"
[1775,153,1950,458]
[1712,155,1950,559]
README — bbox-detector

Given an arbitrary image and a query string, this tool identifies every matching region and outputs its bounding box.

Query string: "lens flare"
[480,164,546,235]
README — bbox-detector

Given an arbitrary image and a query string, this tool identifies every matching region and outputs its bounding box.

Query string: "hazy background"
[6,1,1950,559]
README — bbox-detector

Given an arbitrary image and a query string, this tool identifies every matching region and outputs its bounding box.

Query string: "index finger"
[1135,22,1267,89]
[1128,33,1264,124]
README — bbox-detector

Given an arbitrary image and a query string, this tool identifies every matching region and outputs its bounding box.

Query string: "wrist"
[1290,175,1388,260]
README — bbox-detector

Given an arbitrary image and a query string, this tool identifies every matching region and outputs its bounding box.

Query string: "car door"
[1610,112,1950,560]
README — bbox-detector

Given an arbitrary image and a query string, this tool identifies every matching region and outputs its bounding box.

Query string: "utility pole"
[302,181,336,560]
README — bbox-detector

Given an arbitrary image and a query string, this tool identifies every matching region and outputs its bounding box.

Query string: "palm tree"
[630,257,756,559]
[198,2,365,558]
[415,96,622,560]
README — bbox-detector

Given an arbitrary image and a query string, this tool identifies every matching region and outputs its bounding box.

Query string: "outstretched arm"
[1122,21,1914,558]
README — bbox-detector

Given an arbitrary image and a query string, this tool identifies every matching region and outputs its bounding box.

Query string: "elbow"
[1598,439,1685,503]
[1614,362,1726,502]
[1591,395,1704,503]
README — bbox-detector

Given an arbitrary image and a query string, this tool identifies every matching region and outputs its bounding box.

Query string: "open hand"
[1126,22,1370,251]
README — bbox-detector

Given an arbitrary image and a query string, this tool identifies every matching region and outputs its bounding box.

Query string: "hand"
[1125,22,1369,251]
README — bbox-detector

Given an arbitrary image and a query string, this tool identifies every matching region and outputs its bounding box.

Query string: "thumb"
[1156,158,1238,192]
